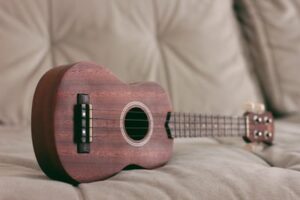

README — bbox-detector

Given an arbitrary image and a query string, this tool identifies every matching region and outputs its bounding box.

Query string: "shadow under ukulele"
[31,61,274,184]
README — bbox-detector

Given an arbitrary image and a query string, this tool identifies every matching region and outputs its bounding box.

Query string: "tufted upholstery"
[0,0,261,126]
[236,0,300,114]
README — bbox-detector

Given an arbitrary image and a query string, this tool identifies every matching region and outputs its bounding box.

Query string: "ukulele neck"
[166,112,246,138]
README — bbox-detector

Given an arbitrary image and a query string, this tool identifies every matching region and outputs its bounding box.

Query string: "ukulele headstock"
[243,103,274,144]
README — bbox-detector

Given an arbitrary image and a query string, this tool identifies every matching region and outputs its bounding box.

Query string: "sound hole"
[124,107,149,141]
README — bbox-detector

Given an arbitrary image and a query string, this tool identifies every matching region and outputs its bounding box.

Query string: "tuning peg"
[254,103,265,114]
[244,102,256,113]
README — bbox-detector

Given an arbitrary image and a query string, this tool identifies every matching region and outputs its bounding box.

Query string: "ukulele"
[31,61,274,184]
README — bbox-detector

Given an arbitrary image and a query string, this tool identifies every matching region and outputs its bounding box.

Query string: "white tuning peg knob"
[254,103,265,114]
[244,102,256,113]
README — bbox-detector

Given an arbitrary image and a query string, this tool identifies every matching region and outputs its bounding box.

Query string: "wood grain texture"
[32,62,173,184]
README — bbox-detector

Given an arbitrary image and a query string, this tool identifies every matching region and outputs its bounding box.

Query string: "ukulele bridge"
[75,94,93,153]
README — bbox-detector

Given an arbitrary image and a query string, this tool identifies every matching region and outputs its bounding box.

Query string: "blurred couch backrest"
[235,0,300,114]
[0,0,262,127]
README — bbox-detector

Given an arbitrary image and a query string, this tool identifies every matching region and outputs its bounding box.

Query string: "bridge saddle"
[75,94,93,153]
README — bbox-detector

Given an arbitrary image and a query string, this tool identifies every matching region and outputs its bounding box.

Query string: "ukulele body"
[31,62,173,184]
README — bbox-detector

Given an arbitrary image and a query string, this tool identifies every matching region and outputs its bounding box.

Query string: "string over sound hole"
[124,107,149,141]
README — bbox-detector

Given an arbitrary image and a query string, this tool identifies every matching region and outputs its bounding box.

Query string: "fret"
[237,117,240,137]
[206,115,209,137]
[189,113,191,137]
[210,115,214,137]
[230,116,233,137]
[173,113,177,138]
[208,115,212,137]
[187,114,190,137]
[213,116,218,137]
[179,113,181,137]
[223,116,226,136]
[197,115,202,137]
[211,115,214,137]
[188,113,191,137]
[185,113,188,137]
[185,113,190,137]
[209,115,215,137]
[217,115,220,137]
[200,115,204,136]
[177,113,180,137]
[183,113,185,138]
[225,117,228,136]
[190,113,192,137]
[191,113,193,137]
[204,115,206,136]
[179,113,182,137]
[178,113,181,137]
[202,115,205,137]
[203,115,207,137]
[190,114,193,137]
[216,115,223,137]
[180,113,183,137]
[216,116,219,136]
[186,113,188,137]
[188,113,190,137]
[218,115,221,136]
[187,113,189,137]
[182,113,186,137]
[231,116,234,137]
[223,115,226,136]
[176,113,179,137]
[192,113,195,137]
[198,114,200,137]
[192,114,195,137]
[226,116,231,136]
[205,115,207,137]
[194,113,197,137]
[180,113,185,137]
[179,113,184,137]
[191,114,193,136]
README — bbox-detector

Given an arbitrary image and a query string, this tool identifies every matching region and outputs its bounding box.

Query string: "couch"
[1,0,300,199]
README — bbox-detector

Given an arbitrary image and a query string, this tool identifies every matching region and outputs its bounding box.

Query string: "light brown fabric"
[0,0,262,126]
[235,0,300,114]
[1,120,300,200]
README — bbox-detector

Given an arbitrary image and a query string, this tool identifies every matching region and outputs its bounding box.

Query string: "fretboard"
[167,112,246,138]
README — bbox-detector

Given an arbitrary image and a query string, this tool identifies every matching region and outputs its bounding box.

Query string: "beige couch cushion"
[235,0,300,114]
[0,0,261,126]
[1,119,300,199]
